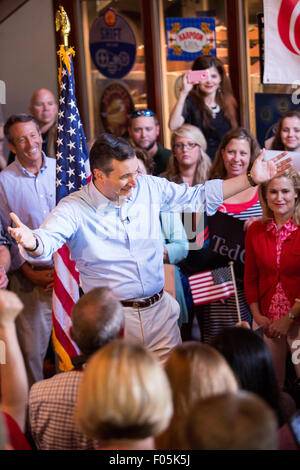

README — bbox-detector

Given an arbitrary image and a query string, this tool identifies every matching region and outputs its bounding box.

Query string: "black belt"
[30,265,53,271]
[121,289,164,309]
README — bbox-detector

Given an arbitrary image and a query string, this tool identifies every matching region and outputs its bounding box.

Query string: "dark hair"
[89,133,136,176]
[190,55,237,129]
[71,287,124,356]
[4,113,40,144]
[271,110,300,150]
[135,147,155,174]
[209,127,261,179]
[211,327,284,425]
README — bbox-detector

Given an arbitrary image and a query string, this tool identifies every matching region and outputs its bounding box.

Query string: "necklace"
[206,103,220,118]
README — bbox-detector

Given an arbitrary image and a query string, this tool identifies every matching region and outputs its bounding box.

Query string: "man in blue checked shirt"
[1,114,56,384]
[8,133,291,364]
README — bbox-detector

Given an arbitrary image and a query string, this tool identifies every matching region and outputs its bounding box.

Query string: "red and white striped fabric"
[52,246,80,370]
[189,265,235,305]
[264,0,300,83]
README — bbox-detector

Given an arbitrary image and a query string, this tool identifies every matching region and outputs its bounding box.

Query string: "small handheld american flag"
[188,265,235,305]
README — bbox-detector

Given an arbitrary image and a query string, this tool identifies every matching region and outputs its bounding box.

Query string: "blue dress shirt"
[23,175,223,300]
[0,154,56,269]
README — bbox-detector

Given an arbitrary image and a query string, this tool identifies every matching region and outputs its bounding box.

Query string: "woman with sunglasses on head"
[169,55,238,162]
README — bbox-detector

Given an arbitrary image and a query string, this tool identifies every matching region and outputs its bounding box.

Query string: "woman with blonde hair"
[155,342,238,450]
[245,169,300,390]
[75,340,173,450]
[161,124,211,185]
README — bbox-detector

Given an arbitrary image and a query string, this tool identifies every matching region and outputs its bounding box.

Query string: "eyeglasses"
[131,109,154,118]
[174,142,199,151]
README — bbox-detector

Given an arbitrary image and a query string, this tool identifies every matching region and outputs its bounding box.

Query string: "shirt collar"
[15,151,48,176]
[266,217,298,233]
[88,180,134,212]
[88,180,111,211]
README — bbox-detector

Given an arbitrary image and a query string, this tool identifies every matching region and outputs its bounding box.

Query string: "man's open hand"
[8,212,36,250]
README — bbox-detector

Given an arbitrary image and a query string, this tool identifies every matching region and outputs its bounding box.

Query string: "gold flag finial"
[55,5,71,48]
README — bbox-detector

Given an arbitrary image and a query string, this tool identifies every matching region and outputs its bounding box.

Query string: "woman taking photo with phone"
[169,55,238,161]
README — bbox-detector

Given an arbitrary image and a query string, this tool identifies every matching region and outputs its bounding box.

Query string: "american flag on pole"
[188,265,235,305]
[52,45,91,371]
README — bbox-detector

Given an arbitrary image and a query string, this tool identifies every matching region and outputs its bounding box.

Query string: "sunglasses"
[131,109,154,118]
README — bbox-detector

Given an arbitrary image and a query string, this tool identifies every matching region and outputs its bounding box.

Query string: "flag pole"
[229,261,241,323]
[55,5,70,49]
[52,5,90,372]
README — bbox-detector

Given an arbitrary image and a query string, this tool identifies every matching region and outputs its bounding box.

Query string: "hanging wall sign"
[100,82,134,137]
[89,8,136,79]
[166,17,216,61]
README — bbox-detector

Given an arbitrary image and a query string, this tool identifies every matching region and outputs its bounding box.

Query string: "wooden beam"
[51,0,87,131]
[0,0,28,24]
[226,0,242,124]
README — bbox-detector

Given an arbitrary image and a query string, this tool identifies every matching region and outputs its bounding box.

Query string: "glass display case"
[82,0,146,142]
[160,0,229,146]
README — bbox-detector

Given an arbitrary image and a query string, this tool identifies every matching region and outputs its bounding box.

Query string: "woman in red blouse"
[245,169,300,389]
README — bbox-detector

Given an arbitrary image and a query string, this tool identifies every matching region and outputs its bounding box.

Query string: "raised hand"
[181,71,194,95]
[0,289,23,325]
[243,216,259,232]
[250,150,292,185]
[8,212,36,250]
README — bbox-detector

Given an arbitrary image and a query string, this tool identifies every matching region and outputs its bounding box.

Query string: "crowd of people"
[0,54,299,451]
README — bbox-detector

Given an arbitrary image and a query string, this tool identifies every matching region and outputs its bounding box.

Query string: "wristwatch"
[288,311,297,321]
[247,172,257,187]
[26,236,39,252]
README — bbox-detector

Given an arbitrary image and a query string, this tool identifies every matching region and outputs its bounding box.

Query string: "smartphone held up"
[187,69,210,84]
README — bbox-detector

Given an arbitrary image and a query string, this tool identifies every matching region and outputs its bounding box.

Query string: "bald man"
[8,88,58,165]
[29,88,58,158]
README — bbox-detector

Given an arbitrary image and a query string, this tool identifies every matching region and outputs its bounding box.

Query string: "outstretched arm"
[0,290,28,431]
[7,213,43,256]
[222,150,291,200]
